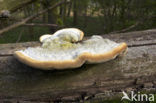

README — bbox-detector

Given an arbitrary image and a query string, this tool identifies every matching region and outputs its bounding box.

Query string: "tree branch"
[23,23,58,27]
[109,22,139,34]
[0,0,66,35]
[10,0,38,13]
[109,14,156,34]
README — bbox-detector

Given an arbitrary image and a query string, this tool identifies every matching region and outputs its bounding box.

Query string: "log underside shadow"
[0,29,156,102]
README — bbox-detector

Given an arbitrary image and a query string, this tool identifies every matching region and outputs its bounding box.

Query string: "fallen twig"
[109,22,139,34]
[23,23,58,27]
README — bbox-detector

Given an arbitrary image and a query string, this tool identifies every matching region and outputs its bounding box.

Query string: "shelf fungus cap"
[14,28,128,70]
[39,28,84,43]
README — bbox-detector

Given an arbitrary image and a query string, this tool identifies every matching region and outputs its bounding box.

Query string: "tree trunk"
[62,0,67,22]
[67,1,72,17]
[0,29,156,102]
[42,4,47,23]
[83,6,87,28]
[24,7,34,38]
[73,0,78,25]
[59,4,63,16]
[48,8,56,33]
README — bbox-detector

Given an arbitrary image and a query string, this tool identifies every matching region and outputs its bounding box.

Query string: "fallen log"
[0,29,156,102]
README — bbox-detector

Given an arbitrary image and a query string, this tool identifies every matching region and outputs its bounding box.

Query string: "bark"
[0,29,156,102]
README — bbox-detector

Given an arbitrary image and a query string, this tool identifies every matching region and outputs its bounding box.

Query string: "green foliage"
[0,0,155,43]
[0,26,50,43]
[92,0,155,33]
[57,17,64,26]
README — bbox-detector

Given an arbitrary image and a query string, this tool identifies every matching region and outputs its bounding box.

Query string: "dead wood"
[0,29,156,102]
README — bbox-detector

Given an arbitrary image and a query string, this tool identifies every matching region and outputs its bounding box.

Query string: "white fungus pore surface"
[19,35,120,61]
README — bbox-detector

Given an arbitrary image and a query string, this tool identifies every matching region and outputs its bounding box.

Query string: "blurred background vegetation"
[0,0,155,44]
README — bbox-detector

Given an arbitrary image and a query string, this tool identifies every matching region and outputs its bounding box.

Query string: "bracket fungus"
[14,28,127,70]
